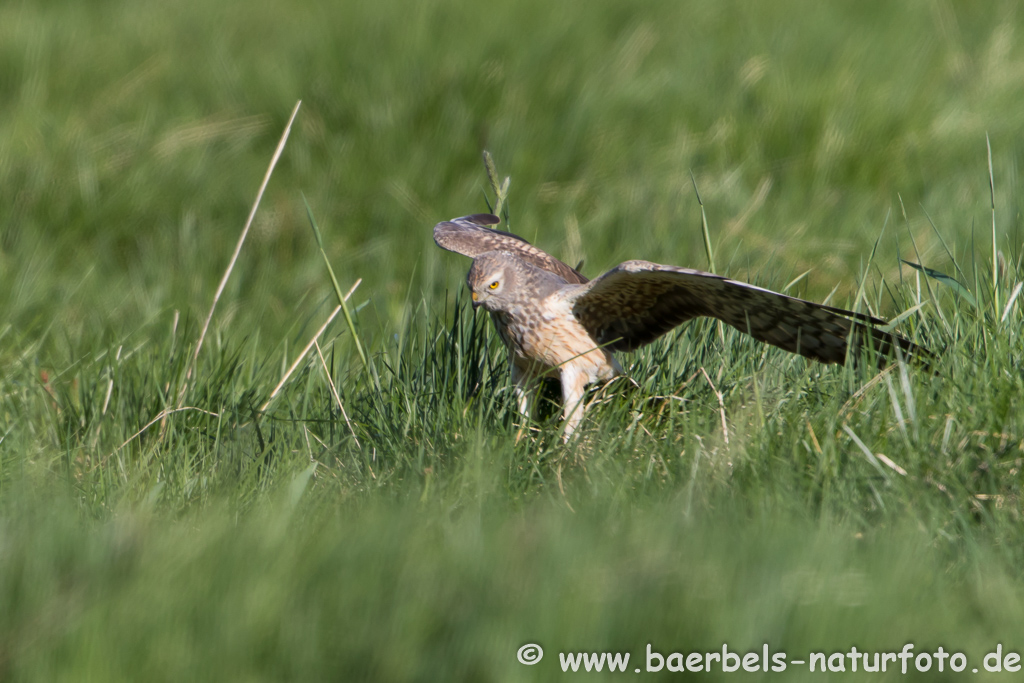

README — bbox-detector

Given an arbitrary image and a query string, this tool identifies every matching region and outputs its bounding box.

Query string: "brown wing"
[433,214,588,285]
[571,260,925,365]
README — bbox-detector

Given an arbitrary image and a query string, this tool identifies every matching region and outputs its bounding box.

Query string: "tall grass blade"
[1002,282,1023,322]
[900,260,978,309]
[899,195,949,326]
[301,195,376,387]
[483,151,510,221]
[690,171,715,274]
[988,134,999,313]
[183,100,302,403]
[852,212,887,313]
[920,205,968,283]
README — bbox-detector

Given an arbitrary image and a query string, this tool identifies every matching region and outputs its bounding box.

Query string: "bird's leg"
[559,365,589,442]
[510,361,536,443]
[513,383,533,418]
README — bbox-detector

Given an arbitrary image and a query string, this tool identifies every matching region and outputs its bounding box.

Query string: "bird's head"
[467,251,519,312]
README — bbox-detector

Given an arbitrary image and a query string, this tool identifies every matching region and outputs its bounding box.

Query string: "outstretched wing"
[571,260,924,364]
[433,214,588,285]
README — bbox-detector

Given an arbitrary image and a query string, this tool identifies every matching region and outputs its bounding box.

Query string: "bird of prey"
[434,213,923,440]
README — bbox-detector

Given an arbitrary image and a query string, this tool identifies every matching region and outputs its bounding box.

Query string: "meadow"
[1,0,1023,679]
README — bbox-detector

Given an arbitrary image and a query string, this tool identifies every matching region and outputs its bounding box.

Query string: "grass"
[2,0,1024,679]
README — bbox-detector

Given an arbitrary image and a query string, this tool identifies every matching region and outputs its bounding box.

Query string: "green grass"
[2,0,1024,680]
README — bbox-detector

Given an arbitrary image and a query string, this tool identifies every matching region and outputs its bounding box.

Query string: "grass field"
[2,0,1024,679]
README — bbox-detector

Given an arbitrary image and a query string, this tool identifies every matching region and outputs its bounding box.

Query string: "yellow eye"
[488,281,499,290]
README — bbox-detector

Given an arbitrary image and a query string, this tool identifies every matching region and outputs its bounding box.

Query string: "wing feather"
[433,214,588,285]
[571,260,925,364]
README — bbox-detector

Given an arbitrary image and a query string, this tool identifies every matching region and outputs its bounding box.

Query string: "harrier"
[434,213,923,440]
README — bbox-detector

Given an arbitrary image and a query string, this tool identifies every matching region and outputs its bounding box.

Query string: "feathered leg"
[510,361,537,443]
[559,364,589,442]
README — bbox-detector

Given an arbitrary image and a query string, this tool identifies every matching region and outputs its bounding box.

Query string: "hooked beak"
[471,291,481,309]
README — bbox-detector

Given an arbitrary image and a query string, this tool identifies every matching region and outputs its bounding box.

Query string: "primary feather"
[570,260,924,364]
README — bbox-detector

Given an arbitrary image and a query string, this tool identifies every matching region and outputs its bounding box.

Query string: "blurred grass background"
[1,0,1023,680]
[4,0,1023,343]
